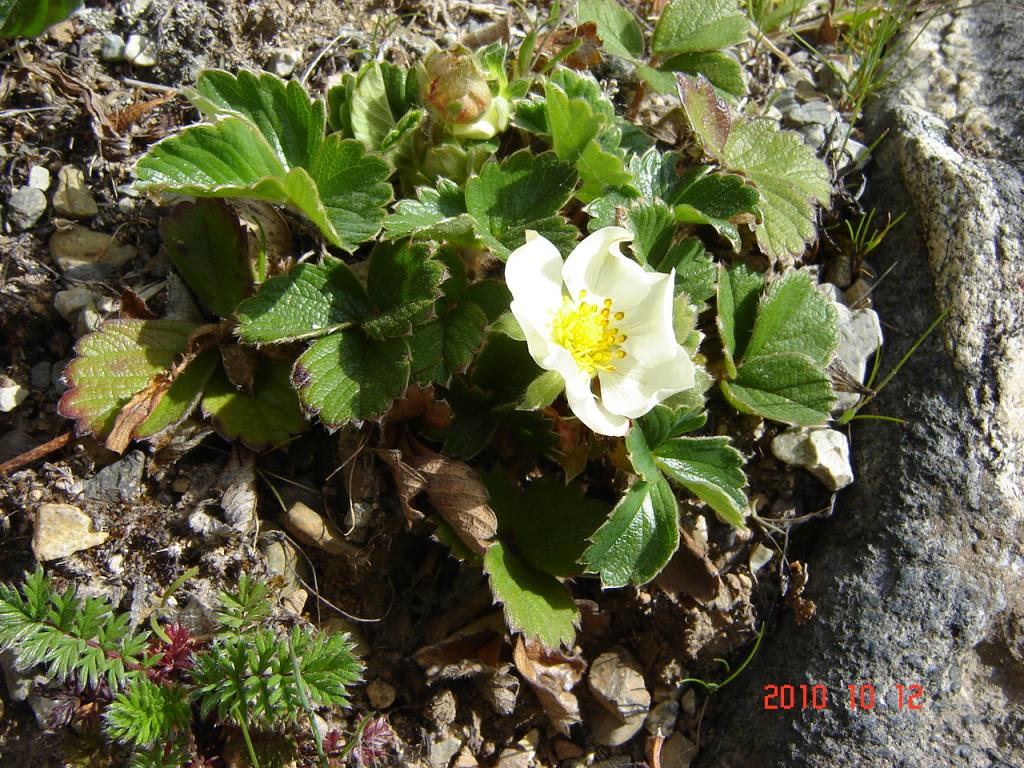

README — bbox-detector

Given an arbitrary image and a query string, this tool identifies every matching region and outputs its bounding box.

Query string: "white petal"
[618,271,678,365]
[512,304,553,362]
[563,227,660,310]
[598,345,696,418]
[563,368,630,436]
[506,231,565,358]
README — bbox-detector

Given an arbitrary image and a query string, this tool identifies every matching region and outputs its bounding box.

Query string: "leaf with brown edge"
[512,636,584,735]
[58,319,199,441]
[677,74,731,158]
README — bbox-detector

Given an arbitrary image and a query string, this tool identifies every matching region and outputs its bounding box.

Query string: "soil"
[0,2,858,766]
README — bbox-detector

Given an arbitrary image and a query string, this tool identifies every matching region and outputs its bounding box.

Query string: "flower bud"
[423,51,493,125]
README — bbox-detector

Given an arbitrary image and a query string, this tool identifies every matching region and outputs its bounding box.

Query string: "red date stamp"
[762,683,924,711]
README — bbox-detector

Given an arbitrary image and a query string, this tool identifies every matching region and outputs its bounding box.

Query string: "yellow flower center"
[550,291,627,376]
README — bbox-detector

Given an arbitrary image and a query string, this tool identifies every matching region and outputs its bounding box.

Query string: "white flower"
[506,227,696,436]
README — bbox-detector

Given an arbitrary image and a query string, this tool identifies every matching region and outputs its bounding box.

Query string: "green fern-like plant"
[0,570,364,767]
[0,569,152,690]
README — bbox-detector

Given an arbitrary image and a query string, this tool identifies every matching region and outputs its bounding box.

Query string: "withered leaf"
[388,384,453,428]
[654,526,721,603]
[512,636,585,735]
[545,22,603,70]
[105,373,172,453]
[378,440,497,553]
[375,448,428,526]
[220,344,260,395]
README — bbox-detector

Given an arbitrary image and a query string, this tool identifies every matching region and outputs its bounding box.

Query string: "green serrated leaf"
[486,472,609,577]
[661,237,717,303]
[363,241,446,339]
[471,333,543,404]
[661,51,744,98]
[654,436,748,528]
[652,0,748,55]
[384,178,476,243]
[350,61,396,151]
[192,70,325,169]
[236,258,372,343]
[671,167,758,219]
[520,369,564,410]
[136,88,392,252]
[716,262,763,377]
[308,134,394,250]
[58,320,198,438]
[721,118,832,260]
[408,301,488,385]
[380,108,424,153]
[293,330,409,428]
[577,140,632,203]
[636,65,679,94]
[0,0,81,38]
[201,360,307,449]
[465,150,578,260]
[135,349,220,439]
[577,0,644,59]
[160,200,251,318]
[549,69,616,122]
[636,404,708,449]
[582,479,679,587]
[545,81,601,163]
[721,352,835,425]
[461,279,511,322]
[744,271,838,366]
[484,542,578,648]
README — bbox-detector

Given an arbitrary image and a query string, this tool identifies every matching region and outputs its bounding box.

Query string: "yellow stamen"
[550,297,627,375]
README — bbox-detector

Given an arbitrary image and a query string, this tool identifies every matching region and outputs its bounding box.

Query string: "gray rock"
[426,732,462,768]
[366,679,396,709]
[587,648,650,746]
[798,124,827,150]
[0,376,28,412]
[645,698,679,738]
[0,430,35,462]
[771,427,853,490]
[7,186,47,230]
[661,733,698,768]
[699,6,1024,765]
[49,225,136,279]
[52,165,99,218]
[30,361,51,391]
[32,504,109,561]
[84,450,146,503]
[124,34,158,67]
[267,47,301,78]
[28,166,51,192]
[100,32,126,61]
[833,303,883,411]
[784,99,838,128]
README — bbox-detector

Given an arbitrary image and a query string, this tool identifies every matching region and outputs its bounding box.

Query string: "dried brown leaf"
[217,447,258,534]
[654,527,721,603]
[512,636,585,735]
[378,440,497,553]
[220,344,260,396]
[409,449,497,555]
[105,374,172,454]
[375,448,427,526]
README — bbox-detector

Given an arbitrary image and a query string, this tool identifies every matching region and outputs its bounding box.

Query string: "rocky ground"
[5,2,1015,767]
